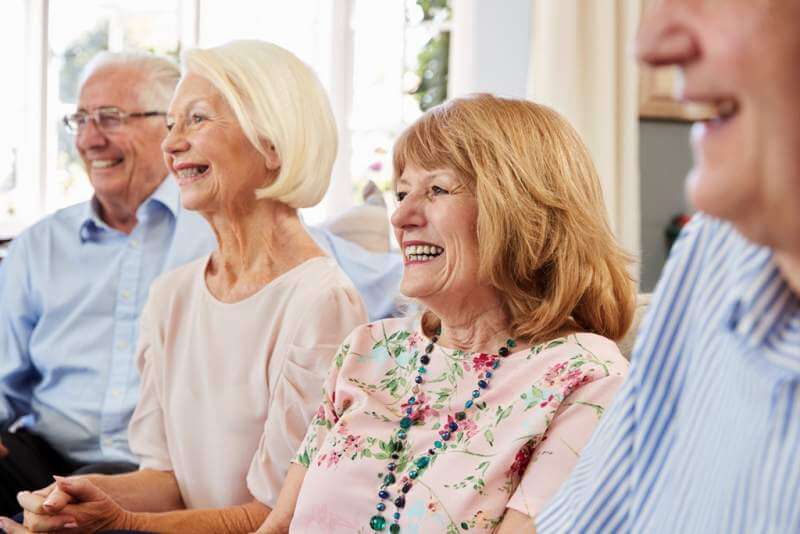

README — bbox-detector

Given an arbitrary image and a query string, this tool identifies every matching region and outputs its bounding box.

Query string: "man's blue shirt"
[0,177,402,463]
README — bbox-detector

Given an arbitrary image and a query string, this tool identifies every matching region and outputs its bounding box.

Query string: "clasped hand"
[0,477,130,534]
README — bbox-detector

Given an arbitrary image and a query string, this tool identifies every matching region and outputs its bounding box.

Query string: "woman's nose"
[390,192,426,231]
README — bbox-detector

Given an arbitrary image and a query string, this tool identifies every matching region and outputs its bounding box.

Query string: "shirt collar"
[725,241,800,373]
[78,176,180,243]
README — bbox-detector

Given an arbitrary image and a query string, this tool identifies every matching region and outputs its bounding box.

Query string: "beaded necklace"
[368,329,517,533]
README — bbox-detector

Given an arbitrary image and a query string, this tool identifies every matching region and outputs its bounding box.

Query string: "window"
[0,0,29,235]
[0,0,450,233]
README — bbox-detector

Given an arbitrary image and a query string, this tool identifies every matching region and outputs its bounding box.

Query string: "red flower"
[507,442,535,477]
[472,353,495,372]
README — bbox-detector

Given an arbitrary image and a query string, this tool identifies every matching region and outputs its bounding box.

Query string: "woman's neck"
[202,200,324,302]
[429,290,518,353]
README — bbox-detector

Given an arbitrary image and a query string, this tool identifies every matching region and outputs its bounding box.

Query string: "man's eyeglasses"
[62,107,166,133]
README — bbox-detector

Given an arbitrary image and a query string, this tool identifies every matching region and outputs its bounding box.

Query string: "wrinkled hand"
[19,477,131,533]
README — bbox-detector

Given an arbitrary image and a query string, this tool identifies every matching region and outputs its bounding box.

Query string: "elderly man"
[535,1,800,533]
[0,51,401,517]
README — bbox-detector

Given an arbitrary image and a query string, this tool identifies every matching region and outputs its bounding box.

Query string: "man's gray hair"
[79,51,180,110]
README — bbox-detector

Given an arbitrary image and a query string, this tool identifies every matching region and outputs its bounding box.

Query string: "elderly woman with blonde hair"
[5,40,367,534]
[253,94,636,534]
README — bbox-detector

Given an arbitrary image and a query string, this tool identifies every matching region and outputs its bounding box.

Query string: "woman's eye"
[191,113,205,124]
[396,191,408,202]
[431,185,449,195]
[165,121,175,131]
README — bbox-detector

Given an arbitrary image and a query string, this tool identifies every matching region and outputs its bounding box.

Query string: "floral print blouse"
[290,317,628,533]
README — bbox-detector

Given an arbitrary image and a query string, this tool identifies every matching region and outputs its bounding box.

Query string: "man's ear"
[262,140,281,171]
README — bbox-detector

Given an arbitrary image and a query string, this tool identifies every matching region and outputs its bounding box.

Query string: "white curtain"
[528,0,641,260]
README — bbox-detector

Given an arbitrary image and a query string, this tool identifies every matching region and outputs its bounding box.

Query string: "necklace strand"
[368,330,517,533]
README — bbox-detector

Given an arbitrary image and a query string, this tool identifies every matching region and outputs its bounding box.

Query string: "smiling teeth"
[177,166,208,178]
[92,159,121,169]
[404,244,444,262]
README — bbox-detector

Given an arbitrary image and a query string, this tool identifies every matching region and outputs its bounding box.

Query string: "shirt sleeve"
[127,289,173,471]
[0,235,40,428]
[535,215,713,533]
[246,285,367,508]
[507,371,626,518]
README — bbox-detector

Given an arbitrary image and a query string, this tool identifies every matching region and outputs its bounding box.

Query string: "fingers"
[40,485,73,514]
[16,491,48,514]
[53,477,106,504]
[0,516,31,534]
[21,510,77,533]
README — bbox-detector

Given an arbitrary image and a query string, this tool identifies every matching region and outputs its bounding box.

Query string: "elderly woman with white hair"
[4,40,367,534]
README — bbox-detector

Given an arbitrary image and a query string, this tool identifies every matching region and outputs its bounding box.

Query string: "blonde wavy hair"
[393,94,636,344]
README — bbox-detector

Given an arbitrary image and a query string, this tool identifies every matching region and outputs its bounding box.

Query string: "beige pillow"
[324,203,391,253]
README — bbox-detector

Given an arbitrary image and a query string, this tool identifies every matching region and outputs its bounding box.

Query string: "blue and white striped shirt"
[538,214,800,533]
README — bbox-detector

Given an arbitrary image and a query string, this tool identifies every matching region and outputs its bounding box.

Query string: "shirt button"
[116,340,128,350]
[121,289,131,301]
[111,389,122,398]
[104,437,113,446]
[130,238,140,248]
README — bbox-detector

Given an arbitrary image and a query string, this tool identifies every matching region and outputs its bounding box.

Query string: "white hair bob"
[182,40,338,209]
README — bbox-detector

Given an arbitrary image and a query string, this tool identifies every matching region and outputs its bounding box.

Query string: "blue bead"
[448,421,458,431]
[400,417,412,429]
[387,462,397,471]
[408,397,416,405]
[414,376,423,384]
[441,431,451,440]
[406,407,413,414]
[472,390,481,398]
[379,490,390,499]
[397,430,407,440]
[409,470,418,479]
[484,371,493,378]
[464,399,473,409]
[394,512,401,519]
[478,380,488,389]
[377,502,386,511]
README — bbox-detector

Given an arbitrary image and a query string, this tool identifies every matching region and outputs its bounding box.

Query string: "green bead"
[461,521,469,530]
[399,417,412,429]
[507,339,516,347]
[415,456,429,469]
[455,411,467,421]
[434,440,443,449]
[409,470,418,479]
[390,524,401,534]
[370,515,387,531]
[384,473,396,485]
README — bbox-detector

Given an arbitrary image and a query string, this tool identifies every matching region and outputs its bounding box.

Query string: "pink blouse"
[291,316,628,532]
[128,256,367,509]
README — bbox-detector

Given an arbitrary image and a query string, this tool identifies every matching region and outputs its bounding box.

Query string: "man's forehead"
[78,66,147,109]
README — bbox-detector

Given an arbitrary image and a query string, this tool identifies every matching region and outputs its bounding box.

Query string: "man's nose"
[636,0,699,68]
[75,118,108,150]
